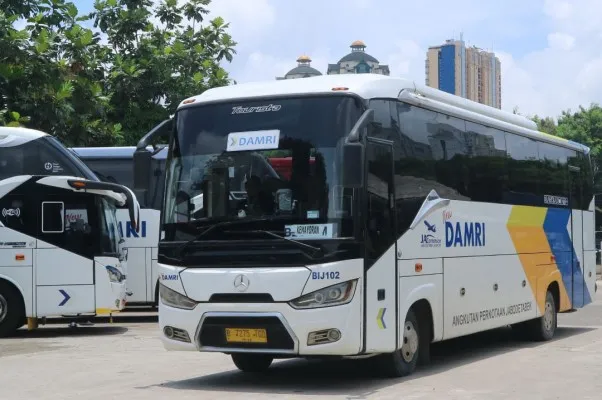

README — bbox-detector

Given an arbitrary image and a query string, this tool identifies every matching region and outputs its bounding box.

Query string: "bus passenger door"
[364,137,397,353]
[36,197,96,317]
[569,165,586,308]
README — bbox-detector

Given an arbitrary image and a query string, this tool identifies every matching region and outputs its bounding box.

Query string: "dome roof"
[337,40,378,64]
[285,54,322,77]
[285,65,322,77]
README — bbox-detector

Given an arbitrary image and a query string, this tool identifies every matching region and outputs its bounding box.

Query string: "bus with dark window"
[133,74,597,377]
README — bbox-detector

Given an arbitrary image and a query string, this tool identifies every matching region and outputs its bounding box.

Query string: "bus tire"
[377,308,420,378]
[231,353,273,373]
[526,289,557,341]
[0,281,25,338]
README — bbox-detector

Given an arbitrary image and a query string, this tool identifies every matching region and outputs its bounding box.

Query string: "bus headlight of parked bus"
[289,280,358,310]
[105,265,125,283]
[159,284,198,310]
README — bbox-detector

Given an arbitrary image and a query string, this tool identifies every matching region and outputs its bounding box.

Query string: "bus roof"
[178,74,590,154]
[71,146,168,160]
[0,126,48,146]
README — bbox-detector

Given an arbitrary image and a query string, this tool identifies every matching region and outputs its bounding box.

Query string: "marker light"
[331,87,349,91]
[182,98,196,104]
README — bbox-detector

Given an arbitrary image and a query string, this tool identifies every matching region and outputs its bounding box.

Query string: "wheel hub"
[543,301,554,331]
[401,320,419,362]
[0,294,7,324]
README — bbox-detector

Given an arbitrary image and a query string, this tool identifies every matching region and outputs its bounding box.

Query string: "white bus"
[0,128,140,336]
[135,74,597,377]
[70,145,168,307]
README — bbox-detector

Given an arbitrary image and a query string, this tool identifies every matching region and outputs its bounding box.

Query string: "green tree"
[0,0,236,146]
[90,0,236,145]
[531,115,558,136]
[0,0,118,145]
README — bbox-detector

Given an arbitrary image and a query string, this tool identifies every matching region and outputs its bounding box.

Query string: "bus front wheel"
[0,281,25,338]
[231,353,273,373]
[377,308,420,378]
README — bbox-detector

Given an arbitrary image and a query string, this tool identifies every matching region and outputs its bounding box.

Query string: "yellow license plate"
[225,328,268,343]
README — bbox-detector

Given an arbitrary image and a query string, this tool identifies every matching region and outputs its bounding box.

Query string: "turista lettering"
[231,104,281,114]
[445,221,486,247]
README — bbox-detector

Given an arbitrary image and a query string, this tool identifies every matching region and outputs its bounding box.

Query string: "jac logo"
[118,221,147,238]
[160,273,178,281]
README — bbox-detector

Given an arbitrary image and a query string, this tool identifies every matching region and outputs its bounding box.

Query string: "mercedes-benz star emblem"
[233,274,250,292]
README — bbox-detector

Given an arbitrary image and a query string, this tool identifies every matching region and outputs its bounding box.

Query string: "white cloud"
[232,48,332,83]
[543,0,573,19]
[547,32,575,51]
[206,0,275,37]
[171,0,602,118]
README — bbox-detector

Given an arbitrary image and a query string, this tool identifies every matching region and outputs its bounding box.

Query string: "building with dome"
[276,55,323,80]
[327,40,390,76]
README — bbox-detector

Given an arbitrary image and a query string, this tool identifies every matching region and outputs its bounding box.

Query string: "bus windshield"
[0,135,98,181]
[163,95,363,241]
[99,198,121,256]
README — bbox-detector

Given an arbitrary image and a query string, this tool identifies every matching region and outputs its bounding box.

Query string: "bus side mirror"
[341,143,364,188]
[133,149,151,191]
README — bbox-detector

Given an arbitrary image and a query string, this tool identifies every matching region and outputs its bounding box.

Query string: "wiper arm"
[244,229,324,259]
[175,216,291,259]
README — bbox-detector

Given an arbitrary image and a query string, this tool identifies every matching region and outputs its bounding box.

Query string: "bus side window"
[41,201,65,233]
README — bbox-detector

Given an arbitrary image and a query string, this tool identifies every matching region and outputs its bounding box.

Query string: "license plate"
[225,328,267,343]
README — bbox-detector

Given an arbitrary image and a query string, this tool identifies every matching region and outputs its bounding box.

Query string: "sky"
[71,0,602,120]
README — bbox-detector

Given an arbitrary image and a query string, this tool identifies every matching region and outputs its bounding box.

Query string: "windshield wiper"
[236,229,324,259]
[174,216,293,259]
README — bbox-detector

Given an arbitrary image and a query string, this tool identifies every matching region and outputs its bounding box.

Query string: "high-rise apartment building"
[426,38,501,109]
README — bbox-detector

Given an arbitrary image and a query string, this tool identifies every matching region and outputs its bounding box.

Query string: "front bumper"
[158,296,362,356]
[97,281,127,314]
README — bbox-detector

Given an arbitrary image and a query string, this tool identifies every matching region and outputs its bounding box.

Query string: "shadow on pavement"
[5,325,128,339]
[152,325,595,397]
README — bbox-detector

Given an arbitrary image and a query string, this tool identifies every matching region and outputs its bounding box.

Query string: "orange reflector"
[331,87,349,91]
[551,255,556,262]
[415,263,423,273]
[182,98,196,104]
[72,181,86,188]
[15,254,24,261]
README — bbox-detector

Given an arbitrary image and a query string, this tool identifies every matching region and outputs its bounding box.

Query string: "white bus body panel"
[158,199,595,356]
[116,208,160,303]
[0,226,126,318]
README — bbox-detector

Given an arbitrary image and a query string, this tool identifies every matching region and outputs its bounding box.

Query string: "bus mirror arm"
[409,189,451,230]
[346,108,374,143]
[136,118,171,151]
[134,119,171,192]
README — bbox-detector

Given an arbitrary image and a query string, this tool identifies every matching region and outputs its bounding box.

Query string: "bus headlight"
[105,265,125,283]
[159,284,198,310]
[289,280,358,310]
